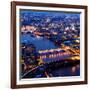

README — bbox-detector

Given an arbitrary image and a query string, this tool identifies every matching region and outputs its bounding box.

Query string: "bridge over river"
[38,46,79,63]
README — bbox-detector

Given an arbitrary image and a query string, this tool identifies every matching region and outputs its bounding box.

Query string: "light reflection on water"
[50,64,80,77]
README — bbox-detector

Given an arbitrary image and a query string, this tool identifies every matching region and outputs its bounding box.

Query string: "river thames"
[21,34,80,78]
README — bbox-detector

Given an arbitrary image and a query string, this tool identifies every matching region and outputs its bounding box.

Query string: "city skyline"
[20,9,80,79]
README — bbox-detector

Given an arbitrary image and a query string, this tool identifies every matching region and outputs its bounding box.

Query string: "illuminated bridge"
[38,46,78,63]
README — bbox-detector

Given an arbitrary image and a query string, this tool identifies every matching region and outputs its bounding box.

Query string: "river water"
[50,64,80,77]
[21,34,58,51]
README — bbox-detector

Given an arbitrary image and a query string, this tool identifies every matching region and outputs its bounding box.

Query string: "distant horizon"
[20,9,80,17]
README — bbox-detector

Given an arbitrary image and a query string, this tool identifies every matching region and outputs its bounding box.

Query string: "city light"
[20,10,80,78]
